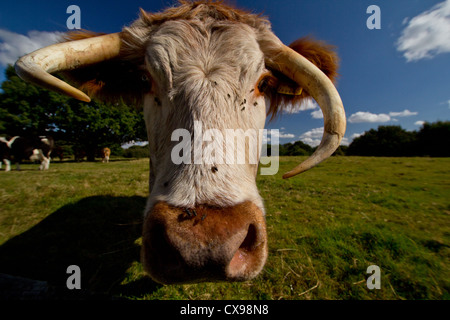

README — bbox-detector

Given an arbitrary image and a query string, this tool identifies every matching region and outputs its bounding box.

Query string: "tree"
[279,140,313,156]
[416,121,450,157]
[0,65,147,160]
[52,98,146,160]
[347,125,416,157]
[0,65,64,136]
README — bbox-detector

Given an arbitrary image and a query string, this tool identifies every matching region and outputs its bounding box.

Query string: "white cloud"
[397,0,450,62]
[299,127,324,147]
[300,127,350,147]
[284,99,319,114]
[351,132,363,140]
[0,29,63,67]
[338,133,364,147]
[311,109,323,119]
[340,137,350,146]
[389,109,418,117]
[263,130,295,144]
[279,133,295,139]
[415,120,425,126]
[348,111,391,123]
[348,109,418,124]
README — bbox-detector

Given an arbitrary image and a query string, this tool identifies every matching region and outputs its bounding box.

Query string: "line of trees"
[0,65,147,161]
[346,123,450,157]
[269,122,450,157]
[2,65,448,160]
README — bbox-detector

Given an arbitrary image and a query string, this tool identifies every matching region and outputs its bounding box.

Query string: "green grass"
[0,157,449,300]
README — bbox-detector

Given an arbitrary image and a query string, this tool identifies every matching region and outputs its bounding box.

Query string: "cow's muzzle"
[142,201,268,284]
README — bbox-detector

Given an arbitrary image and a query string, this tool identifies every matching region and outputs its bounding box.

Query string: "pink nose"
[141,201,268,284]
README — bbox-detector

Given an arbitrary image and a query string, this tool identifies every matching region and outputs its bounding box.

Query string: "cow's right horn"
[15,33,122,102]
[262,38,346,179]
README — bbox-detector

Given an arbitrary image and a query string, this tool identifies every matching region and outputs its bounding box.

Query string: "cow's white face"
[141,20,269,283]
[143,21,267,212]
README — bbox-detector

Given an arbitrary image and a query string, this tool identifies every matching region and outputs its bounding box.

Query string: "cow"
[15,1,346,284]
[0,136,54,171]
[0,137,11,171]
[101,147,111,163]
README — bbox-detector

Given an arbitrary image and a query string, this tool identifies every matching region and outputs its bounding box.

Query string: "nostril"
[240,224,258,251]
[228,224,262,279]
[142,219,186,283]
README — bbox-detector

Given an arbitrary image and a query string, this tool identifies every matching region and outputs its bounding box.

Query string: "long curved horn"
[265,44,346,179]
[15,33,122,102]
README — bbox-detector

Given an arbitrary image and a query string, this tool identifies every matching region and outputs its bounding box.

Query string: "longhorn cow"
[15,1,346,284]
[0,137,11,171]
[101,147,111,163]
[0,136,54,171]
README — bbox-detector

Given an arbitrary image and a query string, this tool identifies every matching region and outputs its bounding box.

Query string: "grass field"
[0,156,449,300]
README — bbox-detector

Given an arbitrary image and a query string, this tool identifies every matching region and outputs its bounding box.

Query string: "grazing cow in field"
[0,136,54,171]
[101,147,111,163]
[15,1,346,284]
[0,137,11,171]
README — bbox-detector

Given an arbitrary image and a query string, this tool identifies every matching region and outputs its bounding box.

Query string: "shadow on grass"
[0,196,161,299]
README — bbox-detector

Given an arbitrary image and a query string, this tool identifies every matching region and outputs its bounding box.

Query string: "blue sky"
[1,0,449,146]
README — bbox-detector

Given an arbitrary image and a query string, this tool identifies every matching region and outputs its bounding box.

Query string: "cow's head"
[15,1,345,284]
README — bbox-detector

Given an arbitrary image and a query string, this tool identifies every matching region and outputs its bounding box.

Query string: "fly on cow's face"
[184,208,197,217]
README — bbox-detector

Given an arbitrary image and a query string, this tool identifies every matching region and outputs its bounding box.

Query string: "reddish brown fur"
[265,37,339,120]
[139,0,267,26]
[289,37,339,83]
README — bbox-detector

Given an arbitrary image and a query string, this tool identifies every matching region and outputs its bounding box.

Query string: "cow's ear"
[264,37,339,119]
[59,31,151,105]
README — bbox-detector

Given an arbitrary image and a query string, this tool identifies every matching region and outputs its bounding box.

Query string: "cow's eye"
[256,72,274,95]
[141,73,152,93]
[257,77,269,93]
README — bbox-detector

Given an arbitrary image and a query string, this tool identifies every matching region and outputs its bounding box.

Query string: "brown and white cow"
[101,147,111,163]
[15,1,346,284]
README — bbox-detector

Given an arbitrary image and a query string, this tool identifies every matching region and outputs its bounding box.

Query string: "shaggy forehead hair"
[121,0,272,100]
[146,20,264,103]
[121,0,271,58]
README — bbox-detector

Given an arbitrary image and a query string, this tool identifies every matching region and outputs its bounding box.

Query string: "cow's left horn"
[264,43,346,179]
[15,33,122,102]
